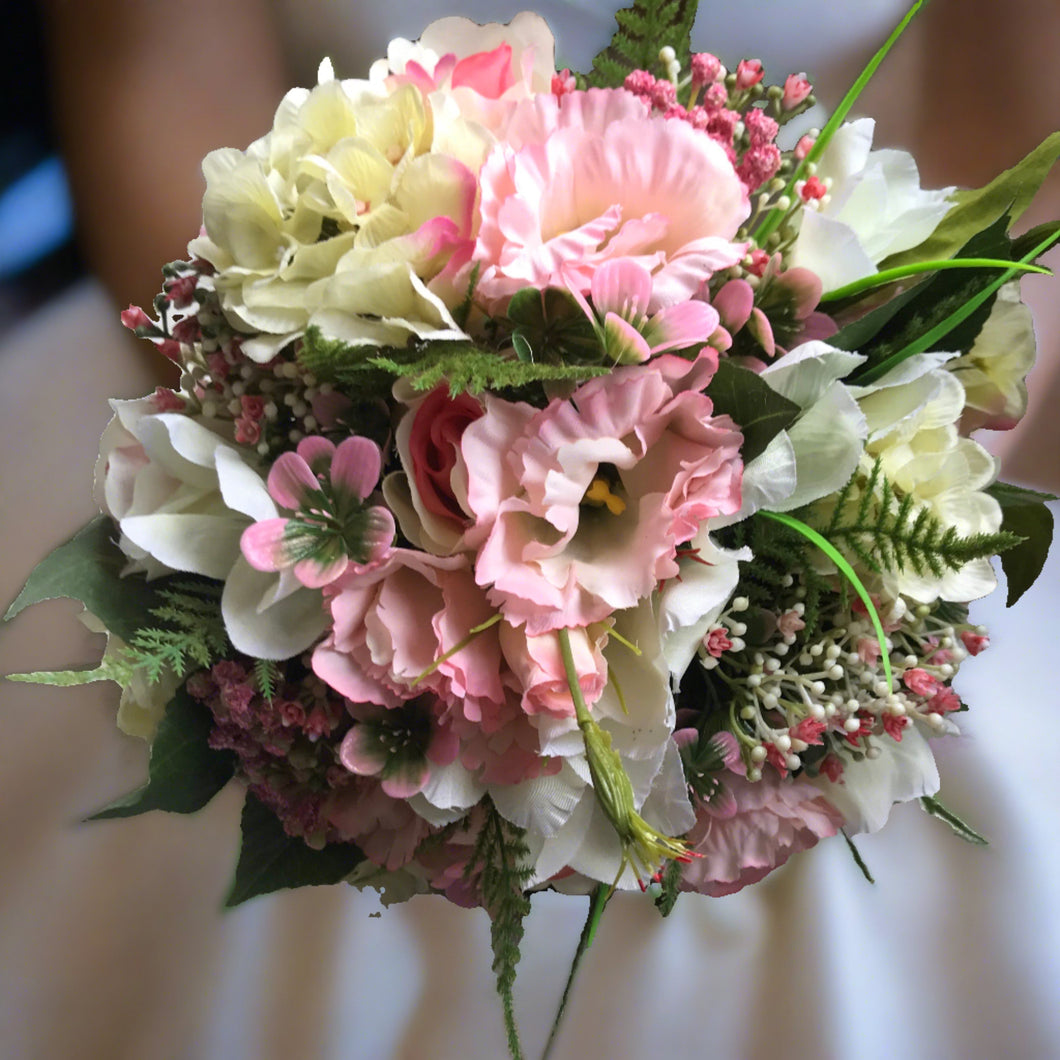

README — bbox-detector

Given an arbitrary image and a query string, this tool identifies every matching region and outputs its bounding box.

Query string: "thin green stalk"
[540,886,611,1060]
[759,511,893,692]
[819,257,1050,303]
[754,0,925,244]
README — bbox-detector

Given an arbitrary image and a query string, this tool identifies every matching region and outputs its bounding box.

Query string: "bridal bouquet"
[6,1,1057,1055]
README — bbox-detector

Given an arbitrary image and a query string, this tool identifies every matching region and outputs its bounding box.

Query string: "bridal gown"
[2,3,1059,1057]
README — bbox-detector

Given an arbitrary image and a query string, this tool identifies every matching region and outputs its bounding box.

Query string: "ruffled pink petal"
[268,452,320,510]
[331,436,382,501]
[240,518,292,572]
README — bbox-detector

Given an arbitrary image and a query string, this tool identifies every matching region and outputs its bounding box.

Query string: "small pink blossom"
[241,435,394,589]
[799,175,828,202]
[743,108,778,146]
[737,143,782,192]
[776,609,806,639]
[794,134,816,160]
[782,73,813,110]
[623,70,658,99]
[883,713,910,742]
[149,387,185,413]
[903,668,941,699]
[857,636,881,666]
[928,687,962,714]
[120,305,153,333]
[164,274,198,307]
[789,717,826,746]
[551,68,576,96]
[704,626,733,658]
[735,59,764,89]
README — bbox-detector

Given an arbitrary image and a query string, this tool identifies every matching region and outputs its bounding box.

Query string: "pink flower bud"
[623,69,657,99]
[960,630,990,656]
[551,68,576,97]
[799,175,828,202]
[704,627,733,658]
[121,305,152,332]
[794,135,816,160]
[903,668,941,699]
[782,73,813,110]
[735,59,764,89]
[164,274,198,307]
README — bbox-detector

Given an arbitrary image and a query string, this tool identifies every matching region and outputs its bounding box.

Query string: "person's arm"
[42,0,290,314]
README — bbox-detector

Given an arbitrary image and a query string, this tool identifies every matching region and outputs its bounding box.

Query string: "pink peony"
[469,87,749,313]
[462,350,743,633]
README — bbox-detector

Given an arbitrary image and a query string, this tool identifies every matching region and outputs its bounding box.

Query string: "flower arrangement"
[5,1,1057,1056]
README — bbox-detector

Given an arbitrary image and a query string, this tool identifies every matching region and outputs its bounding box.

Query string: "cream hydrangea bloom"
[189,63,475,361]
[853,355,1002,602]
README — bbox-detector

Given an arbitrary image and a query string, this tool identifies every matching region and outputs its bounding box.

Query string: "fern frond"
[821,460,1023,578]
[467,800,534,1060]
[253,659,283,702]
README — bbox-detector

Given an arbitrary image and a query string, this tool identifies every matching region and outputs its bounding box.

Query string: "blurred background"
[1,2,1057,1057]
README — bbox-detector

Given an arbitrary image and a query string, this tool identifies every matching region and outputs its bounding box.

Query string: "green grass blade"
[820,257,1050,303]
[759,510,893,691]
[753,0,925,244]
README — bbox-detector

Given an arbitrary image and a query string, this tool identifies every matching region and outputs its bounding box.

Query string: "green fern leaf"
[585,0,699,87]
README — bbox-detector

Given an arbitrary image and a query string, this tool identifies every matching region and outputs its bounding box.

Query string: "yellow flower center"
[583,476,627,516]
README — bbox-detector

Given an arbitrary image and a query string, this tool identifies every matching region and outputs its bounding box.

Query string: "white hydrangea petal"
[759,342,865,408]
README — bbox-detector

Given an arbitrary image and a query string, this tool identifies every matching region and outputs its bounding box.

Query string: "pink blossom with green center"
[241,435,395,589]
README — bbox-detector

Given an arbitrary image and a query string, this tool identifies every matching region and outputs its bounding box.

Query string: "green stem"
[759,511,893,692]
[411,614,502,686]
[540,886,611,1060]
[820,257,1050,303]
[854,226,1060,384]
[753,0,925,244]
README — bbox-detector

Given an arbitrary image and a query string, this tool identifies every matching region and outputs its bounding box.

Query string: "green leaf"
[987,482,1056,606]
[4,516,161,641]
[881,131,1060,271]
[90,689,235,819]
[585,0,698,88]
[224,793,366,907]
[707,359,800,462]
[920,795,988,846]
[841,830,875,884]
[754,0,925,243]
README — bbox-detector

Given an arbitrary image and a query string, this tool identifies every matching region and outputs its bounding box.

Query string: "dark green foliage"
[987,481,1056,607]
[706,359,801,462]
[126,580,228,682]
[920,795,988,846]
[466,801,534,1060]
[717,514,829,639]
[4,516,162,641]
[505,287,600,367]
[253,659,283,702]
[820,461,1023,580]
[90,689,235,819]
[585,0,698,87]
[838,214,1014,377]
[225,793,366,907]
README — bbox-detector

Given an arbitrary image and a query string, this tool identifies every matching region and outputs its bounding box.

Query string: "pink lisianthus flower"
[462,350,743,633]
[241,436,395,589]
[681,734,844,897]
[469,87,749,314]
[567,258,722,364]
